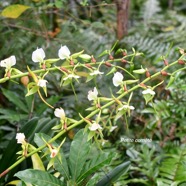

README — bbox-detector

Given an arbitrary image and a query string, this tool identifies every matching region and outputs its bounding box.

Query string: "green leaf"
[1,4,31,19]
[0,108,28,122]
[26,86,39,97]
[77,151,115,184]
[2,88,28,113]
[54,0,64,8]
[15,169,64,186]
[69,129,91,181]
[96,161,131,186]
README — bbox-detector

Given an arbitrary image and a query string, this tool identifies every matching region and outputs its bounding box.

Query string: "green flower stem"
[172,66,186,76]
[0,54,134,84]
[0,55,183,178]
[37,89,54,109]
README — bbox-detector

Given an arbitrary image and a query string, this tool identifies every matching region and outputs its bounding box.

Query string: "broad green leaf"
[1,4,31,19]
[0,108,28,122]
[77,151,115,184]
[96,161,130,186]
[69,129,91,181]
[15,169,64,186]
[2,88,28,113]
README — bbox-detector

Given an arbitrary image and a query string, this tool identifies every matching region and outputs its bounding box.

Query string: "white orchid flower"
[87,87,98,101]
[142,89,155,95]
[0,56,16,69]
[16,133,26,144]
[90,70,104,76]
[118,104,135,111]
[113,72,124,87]
[109,126,118,132]
[32,48,45,63]
[54,108,66,120]
[63,74,80,81]
[50,149,58,158]
[58,45,71,60]
[37,79,48,87]
[89,122,103,131]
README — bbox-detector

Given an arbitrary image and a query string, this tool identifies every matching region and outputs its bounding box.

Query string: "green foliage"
[96,161,130,186]
[0,1,186,186]
[157,146,186,185]
[123,0,186,61]
[69,130,92,181]
[15,169,65,186]
[0,117,56,183]
[16,129,116,185]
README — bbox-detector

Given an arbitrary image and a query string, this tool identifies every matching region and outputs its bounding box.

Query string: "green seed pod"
[133,69,146,74]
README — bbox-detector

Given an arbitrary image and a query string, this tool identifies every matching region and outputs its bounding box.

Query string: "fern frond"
[157,147,186,185]
[123,33,173,58]
[143,0,161,22]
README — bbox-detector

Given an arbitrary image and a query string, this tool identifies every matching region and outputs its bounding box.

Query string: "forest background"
[0,0,186,186]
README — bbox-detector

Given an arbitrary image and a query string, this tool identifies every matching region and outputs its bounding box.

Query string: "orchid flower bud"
[37,79,48,87]
[0,56,16,69]
[54,108,66,120]
[16,133,26,145]
[58,45,71,60]
[32,48,45,63]
[87,87,98,101]
[112,72,124,87]
[89,122,103,131]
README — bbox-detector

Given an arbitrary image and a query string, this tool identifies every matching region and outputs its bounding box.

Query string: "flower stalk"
[0,50,184,179]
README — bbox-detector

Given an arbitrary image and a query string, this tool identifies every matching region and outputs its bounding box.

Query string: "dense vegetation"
[0,0,186,186]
